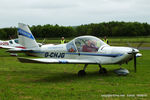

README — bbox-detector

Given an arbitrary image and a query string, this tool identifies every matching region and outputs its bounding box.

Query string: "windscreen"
[74,36,105,52]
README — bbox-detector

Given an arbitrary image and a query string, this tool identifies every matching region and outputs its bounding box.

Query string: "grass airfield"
[0,44,150,99]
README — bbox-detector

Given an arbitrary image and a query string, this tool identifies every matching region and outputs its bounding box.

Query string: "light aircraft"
[0,39,26,56]
[0,38,42,56]
[0,39,24,49]
[0,39,43,50]
[8,23,142,76]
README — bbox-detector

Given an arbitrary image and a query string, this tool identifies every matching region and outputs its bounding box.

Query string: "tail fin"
[18,23,39,49]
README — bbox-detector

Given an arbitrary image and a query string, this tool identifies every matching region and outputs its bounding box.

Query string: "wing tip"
[18,57,30,63]
[18,57,39,63]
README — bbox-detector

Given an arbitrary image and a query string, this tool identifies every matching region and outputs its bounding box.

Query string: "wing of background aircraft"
[18,57,98,64]
[0,45,16,49]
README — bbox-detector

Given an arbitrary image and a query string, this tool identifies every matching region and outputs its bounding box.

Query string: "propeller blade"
[127,41,132,47]
[134,54,136,72]
[42,38,46,44]
[136,41,143,49]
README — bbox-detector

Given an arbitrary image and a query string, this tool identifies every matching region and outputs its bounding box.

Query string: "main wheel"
[99,68,107,74]
[78,70,86,76]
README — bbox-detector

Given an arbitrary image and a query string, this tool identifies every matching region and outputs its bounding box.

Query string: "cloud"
[0,0,149,28]
[0,0,79,9]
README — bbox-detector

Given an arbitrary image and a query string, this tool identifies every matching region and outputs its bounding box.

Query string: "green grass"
[0,49,150,100]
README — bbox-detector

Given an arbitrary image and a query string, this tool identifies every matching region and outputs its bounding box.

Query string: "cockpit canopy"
[14,39,19,44]
[66,36,108,52]
[9,39,19,44]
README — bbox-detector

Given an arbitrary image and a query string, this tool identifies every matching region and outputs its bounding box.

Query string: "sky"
[0,0,149,28]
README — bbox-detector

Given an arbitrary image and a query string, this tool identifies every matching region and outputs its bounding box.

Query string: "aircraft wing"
[18,57,99,64]
[0,45,15,49]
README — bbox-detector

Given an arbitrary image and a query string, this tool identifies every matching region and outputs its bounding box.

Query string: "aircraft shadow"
[32,70,118,83]
[0,69,125,83]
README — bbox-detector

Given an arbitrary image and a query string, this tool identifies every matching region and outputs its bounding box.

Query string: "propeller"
[133,42,143,72]
[127,42,143,73]
[133,53,136,72]
[127,41,132,47]
[131,48,139,72]
[136,41,144,49]
[42,38,46,44]
[132,49,137,72]
[127,41,144,49]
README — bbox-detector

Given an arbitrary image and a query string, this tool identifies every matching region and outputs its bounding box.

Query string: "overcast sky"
[0,0,149,28]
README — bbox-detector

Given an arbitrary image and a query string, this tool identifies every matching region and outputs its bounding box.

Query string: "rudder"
[18,23,39,49]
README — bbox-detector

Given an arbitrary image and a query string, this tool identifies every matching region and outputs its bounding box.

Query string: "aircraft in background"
[0,39,24,49]
[0,39,42,56]
[8,23,142,76]
[0,39,26,56]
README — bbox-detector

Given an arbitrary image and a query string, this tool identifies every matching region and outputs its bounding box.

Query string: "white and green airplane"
[8,23,142,76]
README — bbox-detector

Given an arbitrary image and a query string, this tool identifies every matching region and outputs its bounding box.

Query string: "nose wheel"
[99,64,107,74]
[78,70,86,76]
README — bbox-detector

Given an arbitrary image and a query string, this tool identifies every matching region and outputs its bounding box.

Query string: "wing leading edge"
[18,57,99,64]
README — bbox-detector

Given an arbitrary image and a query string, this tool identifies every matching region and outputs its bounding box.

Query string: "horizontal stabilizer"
[7,48,33,53]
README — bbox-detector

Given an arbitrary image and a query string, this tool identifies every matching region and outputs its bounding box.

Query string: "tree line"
[0,21,150,39]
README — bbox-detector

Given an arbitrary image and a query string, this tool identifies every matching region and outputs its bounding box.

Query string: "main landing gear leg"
[78,64,88,76]
[99,64,107,74]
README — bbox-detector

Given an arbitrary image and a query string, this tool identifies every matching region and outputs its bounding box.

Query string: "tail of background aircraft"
[18,23,39,49]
